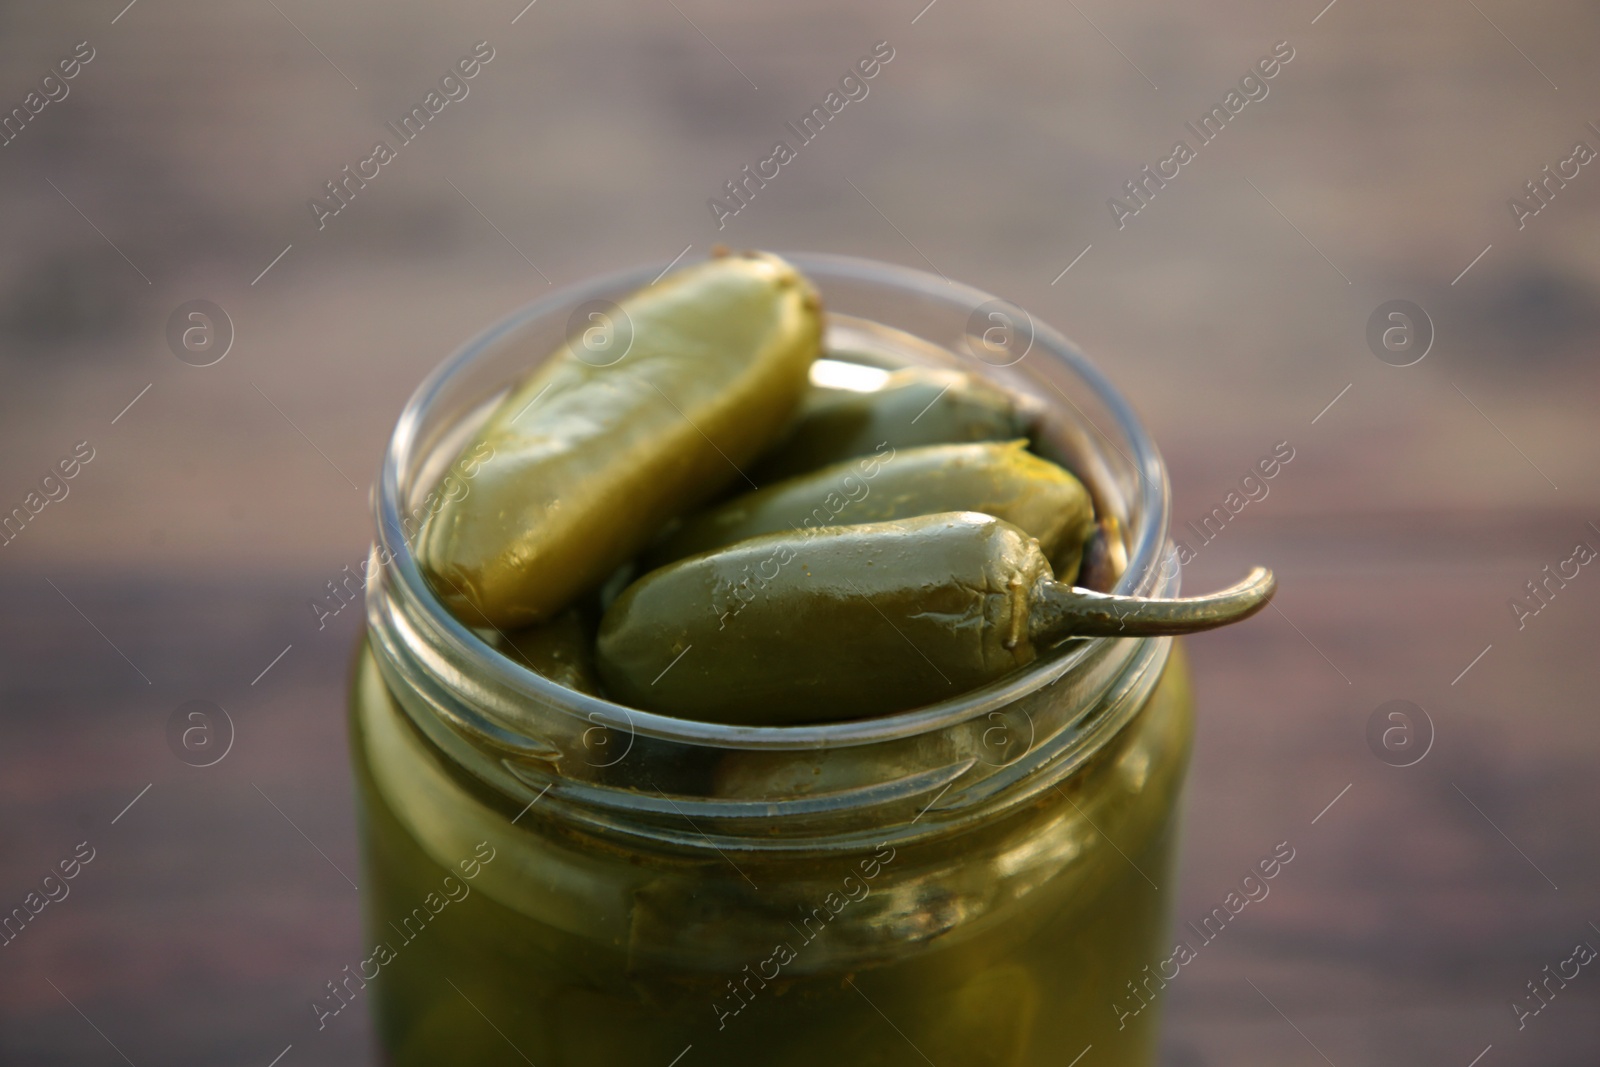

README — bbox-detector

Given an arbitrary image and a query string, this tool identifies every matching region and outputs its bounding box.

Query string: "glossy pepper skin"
[418,252,823,627]
[752,367,1030,483]
[597,512,1048,725]
[600,511,1275,724]
[645,440,1095,581]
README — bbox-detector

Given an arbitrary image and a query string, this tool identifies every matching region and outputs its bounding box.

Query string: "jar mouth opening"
[373,251,1171,751]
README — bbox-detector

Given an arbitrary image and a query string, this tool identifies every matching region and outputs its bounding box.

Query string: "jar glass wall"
[352,255,1192,1066]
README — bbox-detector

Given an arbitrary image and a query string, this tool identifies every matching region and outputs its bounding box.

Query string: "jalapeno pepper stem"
[1027,566,1276,640]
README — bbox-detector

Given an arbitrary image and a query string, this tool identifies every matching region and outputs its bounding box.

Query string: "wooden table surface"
[1,1,1597,1064]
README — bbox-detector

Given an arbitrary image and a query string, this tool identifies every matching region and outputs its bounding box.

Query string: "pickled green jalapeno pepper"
[644,440,1095,580]
[597,511,1273,725]
[752,366,1031,482]
[494,607,604,697]
[418,251,823,628]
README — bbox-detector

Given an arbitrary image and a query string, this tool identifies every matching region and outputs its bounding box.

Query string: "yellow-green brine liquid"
[348,642,1194,1066]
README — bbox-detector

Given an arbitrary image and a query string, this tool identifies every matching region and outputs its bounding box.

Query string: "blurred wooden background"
[0,0,1597,1063]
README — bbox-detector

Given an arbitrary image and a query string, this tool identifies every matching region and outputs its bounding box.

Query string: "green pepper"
[644,440,1095,580]
[596,512,1273,725]
[752,367,1030,483]
[418,251,823,628]
[494,607,604,696]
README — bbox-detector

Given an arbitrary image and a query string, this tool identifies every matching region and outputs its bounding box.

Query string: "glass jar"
[353,254,1192,1066]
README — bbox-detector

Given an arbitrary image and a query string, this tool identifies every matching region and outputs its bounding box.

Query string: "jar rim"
[372,251,1172,752]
